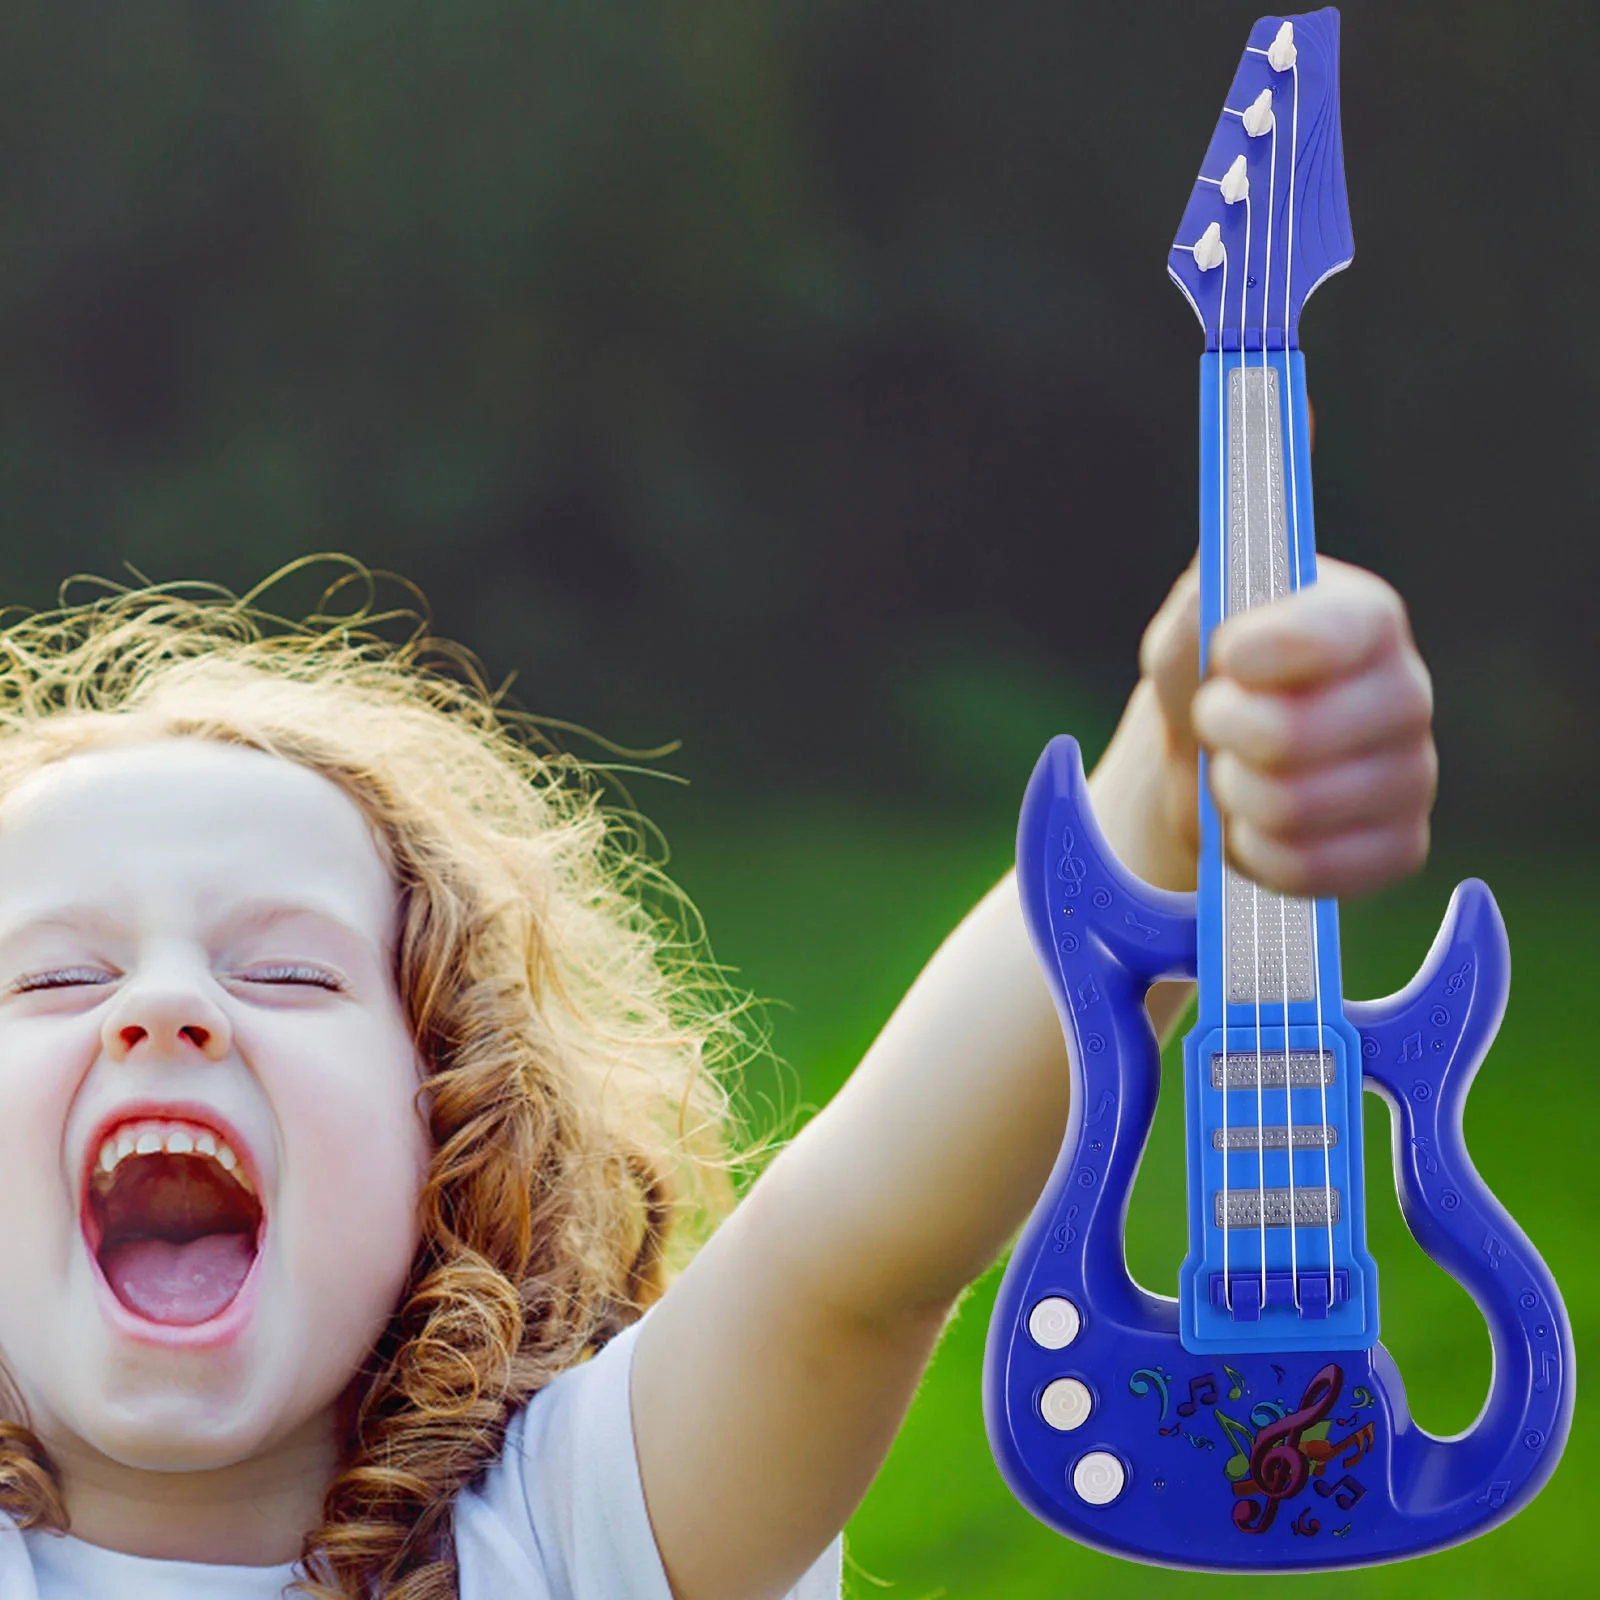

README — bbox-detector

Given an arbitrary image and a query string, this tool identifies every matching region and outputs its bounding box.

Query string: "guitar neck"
[1196,348,1343,1027]
[1177,345,1381,1356]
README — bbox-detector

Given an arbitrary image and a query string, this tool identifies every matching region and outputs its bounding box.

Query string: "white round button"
[1028,1296,1081,1350]
[1072,1451,1126,1506]
[1040,1377,1093,1432]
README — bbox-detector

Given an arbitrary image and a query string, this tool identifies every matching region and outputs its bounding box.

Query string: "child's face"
[0,738,431,1473]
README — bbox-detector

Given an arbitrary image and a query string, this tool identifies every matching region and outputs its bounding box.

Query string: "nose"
[101,970,233,1064]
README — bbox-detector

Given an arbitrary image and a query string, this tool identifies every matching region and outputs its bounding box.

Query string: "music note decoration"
[1128,1358,1375,1539]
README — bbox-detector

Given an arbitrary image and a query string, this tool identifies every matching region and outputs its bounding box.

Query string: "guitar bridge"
[1209,1269,1351,1320]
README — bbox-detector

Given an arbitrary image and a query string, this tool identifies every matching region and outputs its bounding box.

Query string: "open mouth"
[84,1119,264,1327]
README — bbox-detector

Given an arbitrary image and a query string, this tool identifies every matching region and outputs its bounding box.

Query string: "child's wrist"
[1086,679,1200,893]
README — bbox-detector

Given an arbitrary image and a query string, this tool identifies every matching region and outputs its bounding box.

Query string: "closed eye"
[242,963,347,991]
[8,967,115,994]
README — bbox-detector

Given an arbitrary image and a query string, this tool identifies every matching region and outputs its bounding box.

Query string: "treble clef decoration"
[982,8,1574,1571]
[1234,1364,1340,1533]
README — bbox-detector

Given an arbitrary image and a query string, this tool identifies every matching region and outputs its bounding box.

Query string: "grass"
[658,794,1595,1600]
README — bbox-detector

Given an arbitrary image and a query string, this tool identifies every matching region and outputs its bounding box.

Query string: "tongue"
[100,1234,255,1326]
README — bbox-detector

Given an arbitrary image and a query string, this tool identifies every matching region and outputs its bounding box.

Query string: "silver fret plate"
[1215,1187,1341,1229]
[1224,363,1315,1005]
[1209,1049,1335,1090]
[1225,873,1315,1004]
[1227,365,1291,611]
[1211,1124,1338,1151]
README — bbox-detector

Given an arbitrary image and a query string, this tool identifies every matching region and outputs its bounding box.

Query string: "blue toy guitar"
[982,8,1573,1568]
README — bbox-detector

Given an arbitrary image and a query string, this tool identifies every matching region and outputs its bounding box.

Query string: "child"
[0,551,1435,1599]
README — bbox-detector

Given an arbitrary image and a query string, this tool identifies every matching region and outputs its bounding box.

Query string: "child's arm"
[632,554,1436,1600]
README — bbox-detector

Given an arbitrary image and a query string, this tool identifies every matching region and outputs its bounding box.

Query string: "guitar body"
[982,736,1572,1566]
[983,8,1572,1570]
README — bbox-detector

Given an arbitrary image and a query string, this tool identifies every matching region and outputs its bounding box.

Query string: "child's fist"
[1139,554,1437,899]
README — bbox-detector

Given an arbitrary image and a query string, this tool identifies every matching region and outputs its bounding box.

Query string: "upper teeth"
[95,1120,253,1195]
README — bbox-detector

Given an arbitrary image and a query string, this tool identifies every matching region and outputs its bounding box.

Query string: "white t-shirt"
[0,1319,843,1598]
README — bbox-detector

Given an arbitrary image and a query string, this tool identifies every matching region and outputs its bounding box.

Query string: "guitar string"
[1188,172,1238,1309]
[1212,92,1257,1314]
[1237,188,1270,1308]
[1213,83,1257,1320]
[1244,33,1320,1313]
[1181,222,1235,1308]
[1215,235,1233,1311]
[1255,36,1335,1304]
[1183,221,1234,1308]
[1281,53,1338,1307]
[1260,68,1301,1312]
[1229,69,1270,1308]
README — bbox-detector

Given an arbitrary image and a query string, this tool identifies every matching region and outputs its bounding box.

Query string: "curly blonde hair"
[0,559,752,1598]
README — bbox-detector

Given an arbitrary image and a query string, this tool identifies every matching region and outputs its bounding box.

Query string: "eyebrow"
[0,905,131,948]
[213,897,376,945]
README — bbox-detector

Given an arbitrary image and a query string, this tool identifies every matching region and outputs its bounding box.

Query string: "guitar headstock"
[1168,9,1351,352]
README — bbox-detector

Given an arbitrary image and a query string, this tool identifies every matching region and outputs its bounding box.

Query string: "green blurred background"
[0,1,1591,1593]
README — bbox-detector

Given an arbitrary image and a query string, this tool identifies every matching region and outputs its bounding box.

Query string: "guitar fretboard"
[1222,362,1316,1005]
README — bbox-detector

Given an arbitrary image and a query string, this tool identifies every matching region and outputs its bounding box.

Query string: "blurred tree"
[0,0,1591,834]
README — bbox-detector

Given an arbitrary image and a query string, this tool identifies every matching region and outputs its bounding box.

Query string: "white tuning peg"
[1218,154,1249,205]
[1192,221,1225,272]
[1267,21,1297,72]
[1242,88,1275,137]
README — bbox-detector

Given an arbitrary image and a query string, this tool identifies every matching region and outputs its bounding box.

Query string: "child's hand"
[1138,553,1437,899]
